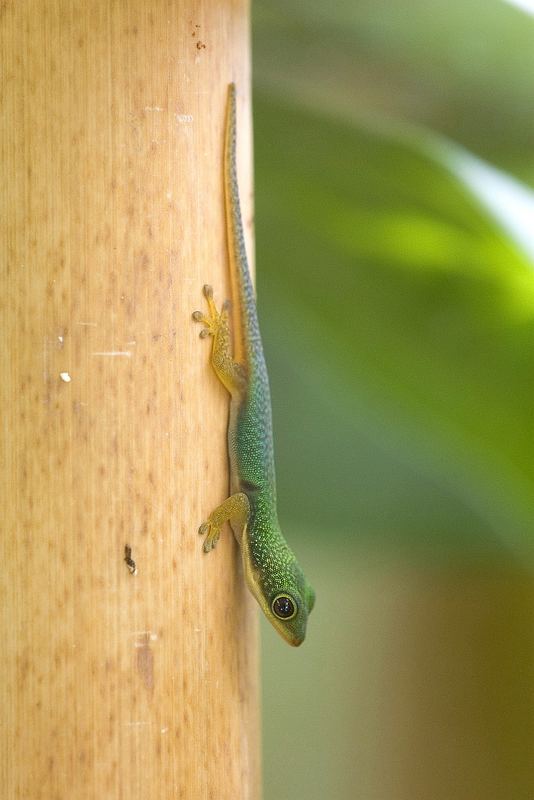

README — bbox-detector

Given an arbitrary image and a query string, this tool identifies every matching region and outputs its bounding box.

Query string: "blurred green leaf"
[254,0,534,181]
[254,93,534,557]
[253,5,534,799]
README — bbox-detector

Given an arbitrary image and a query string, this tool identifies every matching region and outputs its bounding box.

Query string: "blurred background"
[252,2,534,798]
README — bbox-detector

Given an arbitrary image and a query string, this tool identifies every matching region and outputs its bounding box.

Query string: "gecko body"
[192,84,314,646]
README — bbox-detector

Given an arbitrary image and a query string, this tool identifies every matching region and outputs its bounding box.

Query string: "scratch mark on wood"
[92,351,132,357]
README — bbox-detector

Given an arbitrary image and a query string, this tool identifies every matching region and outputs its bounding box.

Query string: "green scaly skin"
[192,84,315,646]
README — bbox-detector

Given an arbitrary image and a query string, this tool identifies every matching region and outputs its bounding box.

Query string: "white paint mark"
[133,632,156,647]
[59,372,71,383]
[58,335,64,344]
[126,340,137,346]
[175,113,193,123]
[124,721,151,727]
[144,106,164,112]
[76,321,97,327]
[161,727,168,734]
[131,630,158,639]
[92,351,132,357]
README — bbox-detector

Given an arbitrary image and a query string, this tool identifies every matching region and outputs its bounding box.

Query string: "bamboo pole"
[0,2,259,798]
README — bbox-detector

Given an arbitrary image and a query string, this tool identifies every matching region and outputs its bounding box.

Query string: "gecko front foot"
[198,519,221,553]
[197,493,250,554]
[192,284,229,339]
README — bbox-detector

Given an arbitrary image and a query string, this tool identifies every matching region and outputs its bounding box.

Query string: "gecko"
[192,84,315,646]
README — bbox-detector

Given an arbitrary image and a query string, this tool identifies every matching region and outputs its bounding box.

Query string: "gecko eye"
[271,594,297,620]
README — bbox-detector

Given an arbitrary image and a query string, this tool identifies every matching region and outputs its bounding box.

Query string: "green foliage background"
[252,2,534,798]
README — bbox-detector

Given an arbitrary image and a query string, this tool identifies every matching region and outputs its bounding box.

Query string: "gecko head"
[264,567,315,647]
[242,533,315,646]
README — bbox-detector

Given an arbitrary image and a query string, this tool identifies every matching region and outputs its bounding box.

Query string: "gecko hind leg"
[199,492,250,552]
[192,284,246,395]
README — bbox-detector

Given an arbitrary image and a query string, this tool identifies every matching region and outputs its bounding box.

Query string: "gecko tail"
[224,83,260,364]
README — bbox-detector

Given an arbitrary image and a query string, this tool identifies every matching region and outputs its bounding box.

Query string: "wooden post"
[0,2,259,798]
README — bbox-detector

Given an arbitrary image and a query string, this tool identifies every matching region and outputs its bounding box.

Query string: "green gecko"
[192,84,315,646]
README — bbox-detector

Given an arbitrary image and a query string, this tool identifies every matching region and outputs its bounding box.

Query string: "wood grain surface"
[0,2,259,798]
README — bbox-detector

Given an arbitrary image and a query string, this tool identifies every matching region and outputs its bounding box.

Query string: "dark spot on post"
[124,545,137,575]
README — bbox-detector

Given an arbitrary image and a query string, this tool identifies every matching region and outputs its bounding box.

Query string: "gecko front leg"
[198,492,250,552]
